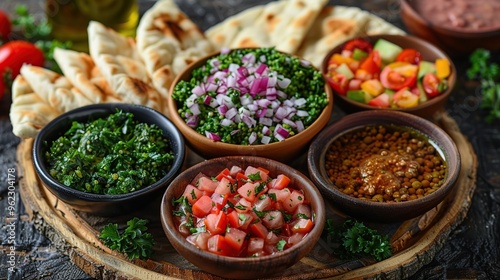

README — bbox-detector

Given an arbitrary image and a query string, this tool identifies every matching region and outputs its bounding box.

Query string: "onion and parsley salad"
[45,110,175,195]
[172,48,328,145]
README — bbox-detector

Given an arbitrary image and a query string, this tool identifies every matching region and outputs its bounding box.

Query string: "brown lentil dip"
[324,125,447,203]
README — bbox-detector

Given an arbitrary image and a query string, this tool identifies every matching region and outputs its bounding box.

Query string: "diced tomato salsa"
[171,165,315,257]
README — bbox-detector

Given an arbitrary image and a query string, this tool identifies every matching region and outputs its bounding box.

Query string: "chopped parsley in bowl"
[45,110,175,195]
[33,103,186,216]
[167,48,333,162]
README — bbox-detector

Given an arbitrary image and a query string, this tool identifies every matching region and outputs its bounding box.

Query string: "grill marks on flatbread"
[296,6,372,68]
[87,21,164,113]
[208,0,328,53]
[136,0,213,100]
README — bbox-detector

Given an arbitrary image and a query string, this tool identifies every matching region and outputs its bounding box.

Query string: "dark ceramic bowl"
[307,110,460,222]
[321,34,456,119]
[166,48,333,162]
[33,103,186,216]
[400,0,500,55]
[160,156,325,279]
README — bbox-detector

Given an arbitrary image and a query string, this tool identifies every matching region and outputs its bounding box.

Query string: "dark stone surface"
[1,0,499,279]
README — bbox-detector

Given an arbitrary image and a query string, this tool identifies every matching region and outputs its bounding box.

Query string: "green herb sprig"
[99,218,155,260]
[325,219,392,261]
[467,49,500,123]
[11,4,72,73]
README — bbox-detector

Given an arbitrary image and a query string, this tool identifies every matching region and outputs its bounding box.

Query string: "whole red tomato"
[0,41,45,99]
[0,9,12,41]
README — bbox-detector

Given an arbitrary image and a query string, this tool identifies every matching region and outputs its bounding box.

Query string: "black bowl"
[33,103,186,216]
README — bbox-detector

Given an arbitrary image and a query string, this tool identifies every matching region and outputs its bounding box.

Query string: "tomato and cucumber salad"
[325,38,451,109]
[171,165,315,257]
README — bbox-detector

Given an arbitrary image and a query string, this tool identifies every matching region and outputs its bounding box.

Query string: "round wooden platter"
[17,110,477,280]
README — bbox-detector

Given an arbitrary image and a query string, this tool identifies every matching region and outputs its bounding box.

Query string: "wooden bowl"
[166,48,333,162]
[160,156,325,279]
[32,103,186,216]
[307,110,461,222]
[400,0,500,55]
[321,34,456,119]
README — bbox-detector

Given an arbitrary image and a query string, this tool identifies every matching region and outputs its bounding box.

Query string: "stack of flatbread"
[9,0,404,139]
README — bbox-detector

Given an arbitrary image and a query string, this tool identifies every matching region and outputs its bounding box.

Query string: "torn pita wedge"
[9,75,60,138]
[205,5,264,50]
[53,48,120,103]
[88,21,163,113]
[227,0,328,53]
[136,0,213,100]
[295,5,372,68]
[19,65,94,113]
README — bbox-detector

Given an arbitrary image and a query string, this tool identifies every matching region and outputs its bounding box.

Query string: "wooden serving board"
[17,110,477,280]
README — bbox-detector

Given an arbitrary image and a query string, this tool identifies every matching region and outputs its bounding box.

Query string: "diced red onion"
[230,129,240,135]
[300,59,311,67]
[225,107,237,120]
[205,131,221,141]
[277,77,291,88]
[259,117,273,126]
[274,107,287,120]
[261,136,271,144]
[262,126,270,136]
[186,115,198,127]
[220,118,234,127]
[255,63,268,75]
[256,108,267,118]
[282,118,297,128]
[218,104,228,115]
[296,120,305,132]
[248,132,257,144]
[296,110,309,117]
[277,90,287,98]
[192,85,205,96]
[220,47,231,54]
[294,98,307,107]
[242,53,256,65]
[190,103,201,115]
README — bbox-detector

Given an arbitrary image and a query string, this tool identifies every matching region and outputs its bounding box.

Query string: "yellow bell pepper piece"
[435,58,451,79]
[361,79,384,96]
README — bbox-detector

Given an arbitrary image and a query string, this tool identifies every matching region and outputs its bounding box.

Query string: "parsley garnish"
[467,48,500,122]
[325,219,392,261]
[248,172,261,181]
[99,218,155,260]
[276,239,286,251]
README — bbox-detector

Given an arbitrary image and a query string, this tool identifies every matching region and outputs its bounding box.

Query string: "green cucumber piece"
[335,63,354,80]
[417,60,436,79]
[352,48,368,61]
[347,90,372,103]
[373,39,403,64]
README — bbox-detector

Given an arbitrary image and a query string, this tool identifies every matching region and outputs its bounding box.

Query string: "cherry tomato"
[0,41,45,98]
[422,73,441,98]
[0,10,12,41]
[359,50,382,76]
[396,49,422,65]
[326,73,349,95]
[342,38,373,53]
[380,62,418,91]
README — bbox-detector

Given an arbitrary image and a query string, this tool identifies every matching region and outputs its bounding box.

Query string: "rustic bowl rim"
[307,110,461,221]
[320,34,456,116]
[166,47,334,161]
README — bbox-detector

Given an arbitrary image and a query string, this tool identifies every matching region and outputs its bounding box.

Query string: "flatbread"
[53,48,120,103]
[206,3,405,67]
[136,0,214,100]
[205,5,264,50]
[207,0,328,54]
[87,21,164,113]
[295,5,372,67]
[9,75,60,138]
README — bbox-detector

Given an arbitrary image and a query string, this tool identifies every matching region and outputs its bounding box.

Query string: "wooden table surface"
[1,1,499,279]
